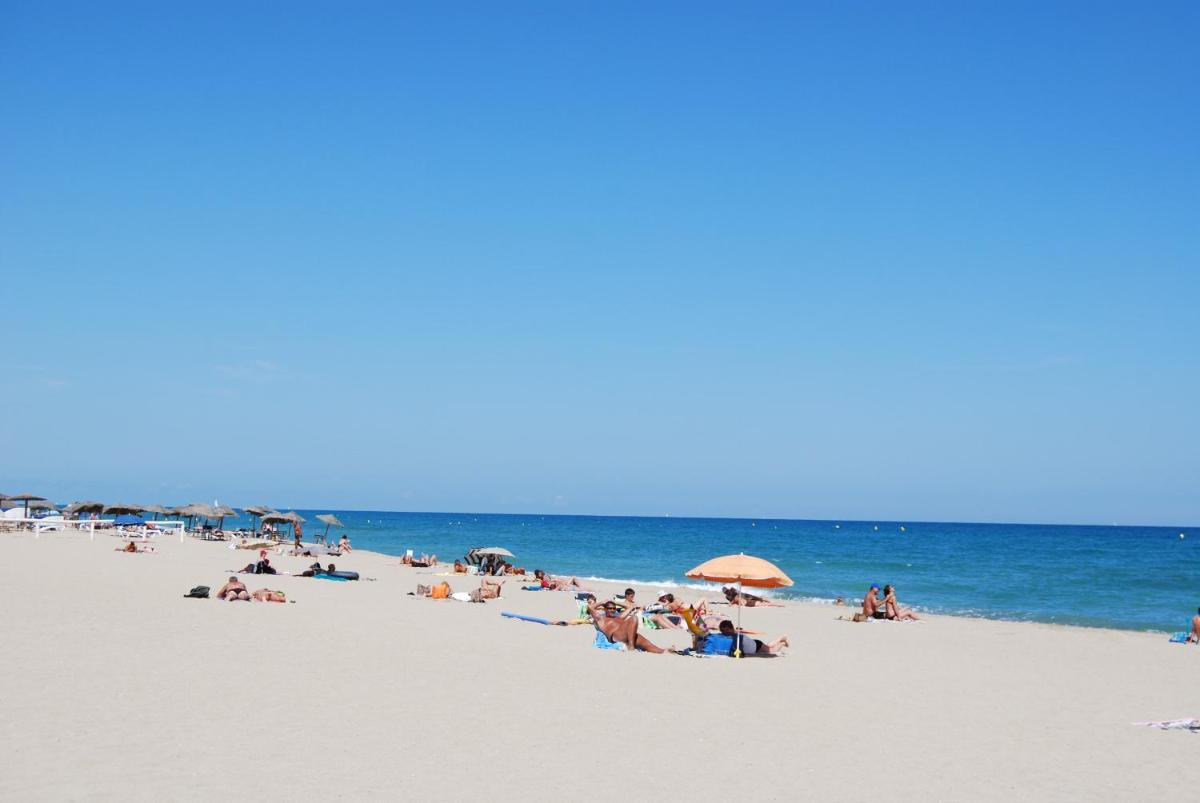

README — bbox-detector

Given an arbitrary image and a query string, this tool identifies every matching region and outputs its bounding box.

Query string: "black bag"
[183,585,210,599]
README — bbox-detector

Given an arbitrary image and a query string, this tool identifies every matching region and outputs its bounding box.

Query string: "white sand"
[1,529,1197,802]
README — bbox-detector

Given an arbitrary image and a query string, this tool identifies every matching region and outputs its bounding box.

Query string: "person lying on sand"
[717,620,788,655]
[533,569,591,592]
[216,577,250,601]
[586,599,668,653]
[252,589,288,603]
[723,587,782,607]
[453,560,468,574]
[478,578,504,600]
[116,541,153,553]
[883,584,919,621]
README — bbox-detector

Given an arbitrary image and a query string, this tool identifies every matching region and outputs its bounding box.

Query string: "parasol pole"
[736,577,743,658]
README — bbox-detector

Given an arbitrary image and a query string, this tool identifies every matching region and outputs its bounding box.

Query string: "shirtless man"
[216,576,250,601]
[586,599,667,653]
[862,584,888,619]
[1189,607,1200,644]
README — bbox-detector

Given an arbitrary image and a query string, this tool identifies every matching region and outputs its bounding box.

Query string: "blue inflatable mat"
[314,574,350,582]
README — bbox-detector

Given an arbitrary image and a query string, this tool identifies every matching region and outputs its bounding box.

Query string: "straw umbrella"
[213,505,238,530]
[142,503,169,521]
[7,492,46,518]
[685,553,793,658]
[103,503,145,516]
[315,513,344,542]
[65,501,105,517]
[242,505,274,533]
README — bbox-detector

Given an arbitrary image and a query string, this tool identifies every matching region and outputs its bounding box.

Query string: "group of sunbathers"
[573,587,788,656]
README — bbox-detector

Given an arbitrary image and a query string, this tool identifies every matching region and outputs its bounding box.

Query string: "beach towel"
[593,631,625,651]
[1169,631,1189,643]
[522,585,545,591]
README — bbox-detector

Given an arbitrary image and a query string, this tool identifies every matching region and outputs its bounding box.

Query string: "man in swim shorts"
[586,599,668,653]
[862,584,888,619]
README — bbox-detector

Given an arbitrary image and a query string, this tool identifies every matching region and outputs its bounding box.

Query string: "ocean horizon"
[214,509,1195,634]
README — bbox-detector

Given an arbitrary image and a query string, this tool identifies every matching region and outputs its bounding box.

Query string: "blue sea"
[235,511,1196,633]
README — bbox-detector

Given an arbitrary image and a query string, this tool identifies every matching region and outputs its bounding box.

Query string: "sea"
[229,511,1195,633]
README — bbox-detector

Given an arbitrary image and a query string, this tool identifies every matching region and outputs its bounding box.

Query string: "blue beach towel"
[314,574,350,582]
[522,585,545,591]
[1169,631,1189,643]
[593,631,625,651]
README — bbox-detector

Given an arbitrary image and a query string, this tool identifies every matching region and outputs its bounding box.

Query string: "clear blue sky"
[2,2,1196,525]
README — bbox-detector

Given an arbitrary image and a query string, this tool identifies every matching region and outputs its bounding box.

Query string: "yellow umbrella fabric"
[685,553,793,588]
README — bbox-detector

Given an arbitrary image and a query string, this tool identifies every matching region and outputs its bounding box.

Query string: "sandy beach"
[2,529,1197,802]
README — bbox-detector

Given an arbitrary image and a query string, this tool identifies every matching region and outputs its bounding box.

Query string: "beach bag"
[431,582,451,599]
[183,586,210,599]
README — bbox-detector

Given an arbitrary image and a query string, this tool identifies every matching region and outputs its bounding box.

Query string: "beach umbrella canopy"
[141,503,169,521]
[475,547,514,557]
[104,503,145,515]
[685,554,793,588]
[65,501,105,515]
[315,513,344,540]
[261,511,304,536]
[113,513,145,526]
[27,500,57,510]
[685,553,792,658]
[7,492,46,517]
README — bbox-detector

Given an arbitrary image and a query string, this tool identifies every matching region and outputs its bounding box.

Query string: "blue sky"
[1,2,1197,525]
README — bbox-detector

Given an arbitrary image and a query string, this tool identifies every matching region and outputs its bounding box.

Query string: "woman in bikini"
[883,585,919,620]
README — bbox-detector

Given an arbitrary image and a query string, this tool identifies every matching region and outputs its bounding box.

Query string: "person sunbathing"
[478,578,504,600]
[883,585,919,621]
[252,589,287,603]
[338,535,352,552]
[533,569,590,591]
[116,541,152,553]
[717,620,788,655]
[216,577,250,601]
[723,587,782,607]
[453,560,468,574]
[587,599,668,653]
